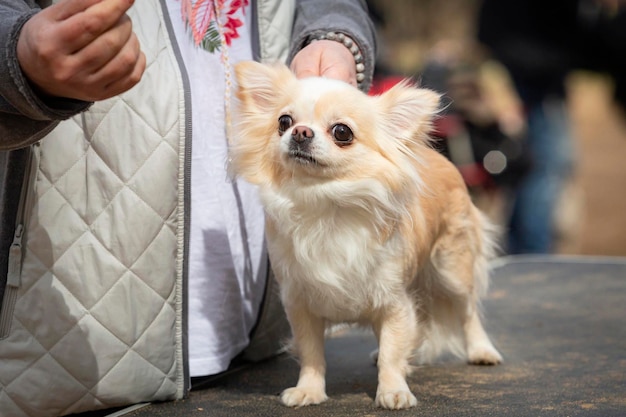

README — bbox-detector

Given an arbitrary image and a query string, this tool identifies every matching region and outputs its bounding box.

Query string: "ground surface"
[114,257,626,417]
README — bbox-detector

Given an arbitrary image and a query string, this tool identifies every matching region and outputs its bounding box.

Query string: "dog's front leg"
[372,300,418,409]
[281,300,328,407]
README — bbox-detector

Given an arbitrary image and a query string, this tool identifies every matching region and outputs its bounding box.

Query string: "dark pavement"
[89,255,626,417]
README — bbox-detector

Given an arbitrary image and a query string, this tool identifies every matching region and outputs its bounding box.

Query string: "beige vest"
[0,0,293,415]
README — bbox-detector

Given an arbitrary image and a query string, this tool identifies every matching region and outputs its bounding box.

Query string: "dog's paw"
[375,389,418,410]
[281,387,328,407]
[468,344,503,365]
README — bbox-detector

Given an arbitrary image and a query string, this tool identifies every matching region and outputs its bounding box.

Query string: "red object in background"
[432,114,494,189]
[368,75,405,96]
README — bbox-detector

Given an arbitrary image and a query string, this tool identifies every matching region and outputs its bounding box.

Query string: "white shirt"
[166,1,268,377]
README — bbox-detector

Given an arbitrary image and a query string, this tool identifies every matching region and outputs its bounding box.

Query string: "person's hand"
[17,0,146,101]
[290,40,357,88]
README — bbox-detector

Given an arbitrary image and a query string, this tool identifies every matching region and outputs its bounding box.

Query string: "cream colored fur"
[230,61,502,410]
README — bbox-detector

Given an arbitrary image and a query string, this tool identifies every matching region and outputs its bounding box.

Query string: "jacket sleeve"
[0,0,92,151]
[288,0,377,92]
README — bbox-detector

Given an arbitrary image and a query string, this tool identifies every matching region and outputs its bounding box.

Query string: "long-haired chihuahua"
[230,61,502,410]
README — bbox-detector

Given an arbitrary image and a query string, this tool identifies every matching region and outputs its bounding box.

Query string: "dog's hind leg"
[463,301,502,365]
[431,231,502,365]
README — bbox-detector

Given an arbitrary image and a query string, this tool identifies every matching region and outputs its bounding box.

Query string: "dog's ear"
[235,61,294,111]
[377,81,441,143]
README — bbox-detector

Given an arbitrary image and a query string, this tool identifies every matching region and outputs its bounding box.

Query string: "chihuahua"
[230,61,502,410]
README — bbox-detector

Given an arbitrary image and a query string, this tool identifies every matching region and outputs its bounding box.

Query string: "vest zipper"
[0,144,39,339]
[0,225,24,338]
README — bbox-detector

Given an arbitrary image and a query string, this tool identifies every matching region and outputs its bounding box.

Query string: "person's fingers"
[100,51,146,100]
[54,0,134,22]
[293,62,355,87]
[320,65,356,87]
[292,64,319,80]
[317,41,356,85]
[290,44,322,79]
[70,14,134,73]
[91,36,146,99]
[56,0,136,52]
[291,40,357,86]
[16,0,144,100]
[51,0,104,21]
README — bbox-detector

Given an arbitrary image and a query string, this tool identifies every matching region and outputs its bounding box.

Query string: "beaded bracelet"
[308,32,366,88]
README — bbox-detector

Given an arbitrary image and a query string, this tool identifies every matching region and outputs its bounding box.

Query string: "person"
[0,0,376,415]
[478,0,625,254]
[477,0,579,254]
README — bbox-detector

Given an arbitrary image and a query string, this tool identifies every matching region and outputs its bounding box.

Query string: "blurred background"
[366,0,626,256]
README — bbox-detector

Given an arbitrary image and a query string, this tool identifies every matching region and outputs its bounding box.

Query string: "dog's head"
[231,61,440,192]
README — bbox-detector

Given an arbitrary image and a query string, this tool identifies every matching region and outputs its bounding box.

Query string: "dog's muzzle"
[288,126,318,164]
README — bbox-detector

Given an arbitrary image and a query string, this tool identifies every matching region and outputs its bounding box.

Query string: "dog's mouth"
[288,150,322,166]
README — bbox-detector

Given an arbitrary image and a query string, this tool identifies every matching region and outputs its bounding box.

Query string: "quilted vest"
[0,1,293,416]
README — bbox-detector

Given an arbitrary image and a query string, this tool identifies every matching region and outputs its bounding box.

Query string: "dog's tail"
[473,209,501,299]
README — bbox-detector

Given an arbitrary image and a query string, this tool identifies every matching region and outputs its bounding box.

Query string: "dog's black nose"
[291,126,314,143]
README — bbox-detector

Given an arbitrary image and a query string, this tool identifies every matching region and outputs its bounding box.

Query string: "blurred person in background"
[418,41,531,216]
[478,0,626,253]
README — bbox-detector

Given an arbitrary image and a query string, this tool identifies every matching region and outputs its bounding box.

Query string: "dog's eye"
[331,123,353,145]
[278,115,294,135]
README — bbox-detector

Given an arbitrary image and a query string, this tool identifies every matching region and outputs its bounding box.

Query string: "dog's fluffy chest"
[264,191,406,321]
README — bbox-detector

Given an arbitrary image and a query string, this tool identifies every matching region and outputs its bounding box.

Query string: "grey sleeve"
[288,0,377,92]
[0,1,92,151]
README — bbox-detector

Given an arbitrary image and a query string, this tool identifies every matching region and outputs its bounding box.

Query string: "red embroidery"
[181,0,249,51]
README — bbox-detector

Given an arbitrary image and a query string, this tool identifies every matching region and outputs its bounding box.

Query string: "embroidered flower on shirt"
[181,0,249,52]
